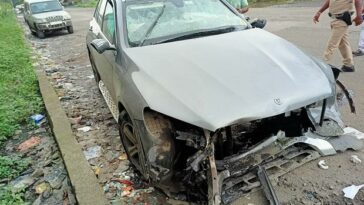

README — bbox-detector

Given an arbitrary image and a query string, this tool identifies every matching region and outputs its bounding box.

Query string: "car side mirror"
[91,39,116,54]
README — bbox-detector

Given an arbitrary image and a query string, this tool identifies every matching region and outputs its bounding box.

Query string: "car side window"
[95,0,107,26]
[102,1,115,44]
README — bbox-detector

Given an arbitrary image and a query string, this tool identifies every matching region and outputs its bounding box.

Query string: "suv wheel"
[118,111,144,173]
[26,21,36,35]
[36,29,45,39]
[67,26,74,34]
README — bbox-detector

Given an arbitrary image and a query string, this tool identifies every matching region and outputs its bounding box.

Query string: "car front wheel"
[36,29,45,39]
[118,111,144,174]
[67,26,74,34]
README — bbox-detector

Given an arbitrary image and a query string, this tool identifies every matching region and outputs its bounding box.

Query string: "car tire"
[67,26,74,34]
[36,29,45,39]
[25,21,36,35]
[118,111,144,174]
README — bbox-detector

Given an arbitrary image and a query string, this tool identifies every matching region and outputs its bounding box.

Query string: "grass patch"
[0,155,28,205]
[0,186,24,205]
[0,156,29,180]
[74,0,98,8]
[0,2,42,144]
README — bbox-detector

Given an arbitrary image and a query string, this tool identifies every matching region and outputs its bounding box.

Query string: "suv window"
[102,1,115,44]
[30,1,63,14]
[95,0,107,25]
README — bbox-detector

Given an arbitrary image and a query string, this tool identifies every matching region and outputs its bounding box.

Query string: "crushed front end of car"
[124,29,363,204]
[138,66,363,205]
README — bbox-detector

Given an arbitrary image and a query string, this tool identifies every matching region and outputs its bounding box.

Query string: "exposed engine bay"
[140,76,363,205]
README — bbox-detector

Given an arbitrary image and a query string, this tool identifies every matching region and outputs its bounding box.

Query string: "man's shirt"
[329,0,354,15]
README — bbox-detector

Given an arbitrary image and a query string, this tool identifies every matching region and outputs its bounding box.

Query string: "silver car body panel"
[127,29,333,131]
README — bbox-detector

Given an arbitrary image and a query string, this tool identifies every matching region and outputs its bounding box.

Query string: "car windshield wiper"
[139,1,166,47]
[152,26,241,45]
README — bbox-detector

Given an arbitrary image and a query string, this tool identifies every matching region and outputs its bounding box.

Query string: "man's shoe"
[341,65,355,72]
[352,49,364,56]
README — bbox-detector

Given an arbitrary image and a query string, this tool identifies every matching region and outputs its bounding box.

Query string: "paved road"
[45,6,364,205]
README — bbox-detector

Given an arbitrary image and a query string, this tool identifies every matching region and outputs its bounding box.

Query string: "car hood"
[127,28,333,131]
[32,10,70,19]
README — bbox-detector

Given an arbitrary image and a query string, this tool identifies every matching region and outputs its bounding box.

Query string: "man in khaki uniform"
[313,0,363,72]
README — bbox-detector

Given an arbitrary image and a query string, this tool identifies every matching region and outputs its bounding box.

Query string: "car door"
[90,0,117,99]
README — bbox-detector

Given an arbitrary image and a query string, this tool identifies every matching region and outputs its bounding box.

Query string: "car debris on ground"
[350,155,362,164]
[318,160,329,170]
[343,184,364,199]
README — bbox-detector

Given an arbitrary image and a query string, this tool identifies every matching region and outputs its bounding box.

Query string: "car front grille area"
[46,16,63,22]
[49,23,64,29]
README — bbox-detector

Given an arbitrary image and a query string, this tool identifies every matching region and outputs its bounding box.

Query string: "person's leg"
[359,26,364,52]
[353,26,364,56]
[324,20,348,62]
[338,30,354,67]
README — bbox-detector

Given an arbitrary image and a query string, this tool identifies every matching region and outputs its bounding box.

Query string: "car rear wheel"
[118,111,144,174]
[67,26,74,34]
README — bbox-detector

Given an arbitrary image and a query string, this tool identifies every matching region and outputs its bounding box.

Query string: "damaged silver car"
[86,0,361,204]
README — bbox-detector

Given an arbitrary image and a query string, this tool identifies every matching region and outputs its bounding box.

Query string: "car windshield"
[30,1,63,14]
[126,0,248,46]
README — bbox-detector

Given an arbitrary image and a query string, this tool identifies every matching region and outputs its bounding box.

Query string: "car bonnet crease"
[127,28,333,131]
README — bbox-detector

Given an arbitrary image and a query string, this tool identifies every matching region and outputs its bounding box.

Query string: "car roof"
[24,0,58,4]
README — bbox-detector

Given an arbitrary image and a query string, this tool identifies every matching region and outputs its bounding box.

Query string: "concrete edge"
[36,69,108,205]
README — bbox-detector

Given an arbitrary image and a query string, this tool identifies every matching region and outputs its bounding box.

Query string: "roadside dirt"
[21,7,364,205]
[20,9,170,205]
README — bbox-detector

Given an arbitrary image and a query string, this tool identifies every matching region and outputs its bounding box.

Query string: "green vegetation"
[0,155,28,205]
[0,156,29,180]
[0,2,42,144]
[0,186,24,205]
[74,0,98,8]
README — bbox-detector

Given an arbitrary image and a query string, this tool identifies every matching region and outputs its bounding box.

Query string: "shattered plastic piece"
[328,135,364,152]
[83,146,102,160]
[95,166,101,176]
[337,90,355,107]
[119,153,128,160]
[70,116,82,125]
[17,136,41,152]
[30,114,45,126]
[144,187,154,193]
[63,83,73,90]
[87,75,95,79]
[343,127,364,140]
[318,160,329,170]
[121,186,133,197]
[77,126,91,132]
[11,175,35,191]
[113,179,134,186]
[350,155,361,164]
[315,120,344,137]
[35,182,50,194]
[343,184,364,199]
